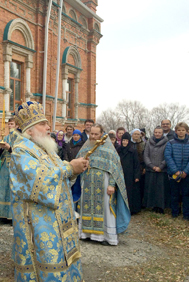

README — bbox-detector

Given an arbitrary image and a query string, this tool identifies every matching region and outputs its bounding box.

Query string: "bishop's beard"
[28,128,58,154]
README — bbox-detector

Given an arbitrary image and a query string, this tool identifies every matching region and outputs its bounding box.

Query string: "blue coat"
[164,134,189,175]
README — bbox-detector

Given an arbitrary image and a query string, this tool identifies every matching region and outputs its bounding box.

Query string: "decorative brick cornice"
[64,0,103,22]
[79,103,98,108]
[32,93,64,103]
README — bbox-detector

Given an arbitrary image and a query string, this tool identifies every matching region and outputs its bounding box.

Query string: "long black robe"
[118,146,141,214]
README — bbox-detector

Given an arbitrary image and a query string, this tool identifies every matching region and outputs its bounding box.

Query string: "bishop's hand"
[70,157,89,174]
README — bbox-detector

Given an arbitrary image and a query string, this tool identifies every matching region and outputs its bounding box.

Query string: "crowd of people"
[109,120,189,221]
[48,118,189,222]
[0,101,189,281]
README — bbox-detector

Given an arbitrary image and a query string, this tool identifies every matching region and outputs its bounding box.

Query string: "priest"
[77,124,130,246]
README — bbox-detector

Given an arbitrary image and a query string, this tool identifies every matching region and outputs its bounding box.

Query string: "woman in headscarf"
[130,128,146,207]
[56,130,64,146]
[66,129,85,161]
[118,132,140,214]
[55,130,68,161]
[144,126,169,213]
[66,129,85,211]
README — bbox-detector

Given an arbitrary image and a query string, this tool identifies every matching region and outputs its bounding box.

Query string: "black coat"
[118,146,141,213]
[57,142,68,161]
[81,130,88,142]
[114,141,120,151]
[130,139,145,174]
[66,139,85,161]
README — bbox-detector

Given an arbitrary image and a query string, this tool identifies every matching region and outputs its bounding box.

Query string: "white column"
[75,76,79,119]
[26,68,31,102]
[62,78,67,118]
[4,61,10,112]
[25,54,33,101]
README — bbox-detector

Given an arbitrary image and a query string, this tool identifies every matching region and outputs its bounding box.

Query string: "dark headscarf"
[118,132,131,155]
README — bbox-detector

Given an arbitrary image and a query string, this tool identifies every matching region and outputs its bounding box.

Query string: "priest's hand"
[0,142,10,151]
[70,157,89,174]
[107,186,115,195]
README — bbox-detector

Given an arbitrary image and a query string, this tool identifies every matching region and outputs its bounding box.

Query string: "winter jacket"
[164,134,189,175]
[165,129,175,141]
[66,139,85,161]
[81,130,88,142]
[57,142,68,161]
[144,136,168,172]
[131,139,145,174]
[114,141,120,152]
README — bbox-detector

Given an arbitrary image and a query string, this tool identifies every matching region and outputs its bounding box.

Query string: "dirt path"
[0,210,189,282]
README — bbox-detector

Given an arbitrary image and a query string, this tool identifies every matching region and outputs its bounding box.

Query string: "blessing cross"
[84,134,108,174]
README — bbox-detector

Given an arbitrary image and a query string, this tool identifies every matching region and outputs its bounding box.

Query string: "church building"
[0,0,103,132]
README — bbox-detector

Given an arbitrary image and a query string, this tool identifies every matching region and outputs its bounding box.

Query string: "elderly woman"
[55,130,68,161]
[143,126,168,213]
[130,128,146,208]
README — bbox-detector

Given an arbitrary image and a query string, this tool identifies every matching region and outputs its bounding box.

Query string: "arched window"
[79,16,88,29]
[3,18,35,114]
[69,9,77,21]
[94,22,100,32]
[62,46,82,121]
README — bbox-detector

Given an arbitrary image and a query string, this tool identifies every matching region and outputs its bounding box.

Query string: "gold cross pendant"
[87,164,91,175]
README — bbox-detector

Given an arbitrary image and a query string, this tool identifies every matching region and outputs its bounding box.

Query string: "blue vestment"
[0,132,13,219]
[9,130,83,282]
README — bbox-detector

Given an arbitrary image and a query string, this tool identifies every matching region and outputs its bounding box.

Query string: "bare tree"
[116,100,149,132]
[97,101,189,137]
[147,103,189,136]
[97,109,125,132]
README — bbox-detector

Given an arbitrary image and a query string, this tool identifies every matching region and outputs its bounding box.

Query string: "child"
[164,122,189,220]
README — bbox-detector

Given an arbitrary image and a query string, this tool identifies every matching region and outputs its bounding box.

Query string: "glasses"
[162,123,170,125]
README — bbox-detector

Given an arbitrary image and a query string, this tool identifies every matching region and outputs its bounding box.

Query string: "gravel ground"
[0,211,189,282]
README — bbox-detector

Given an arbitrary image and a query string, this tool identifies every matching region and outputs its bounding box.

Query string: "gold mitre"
[15,101,47,132]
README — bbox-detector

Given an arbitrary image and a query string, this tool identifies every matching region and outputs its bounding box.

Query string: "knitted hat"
[122,132,131,141]
[73,129,82,136]
[140,128,146,133]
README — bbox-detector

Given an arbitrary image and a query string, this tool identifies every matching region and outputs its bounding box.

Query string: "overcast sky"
[96,0,189,117]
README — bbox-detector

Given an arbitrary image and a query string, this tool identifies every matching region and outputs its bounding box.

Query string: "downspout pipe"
[42,0,53,114]
[52,0,63,131]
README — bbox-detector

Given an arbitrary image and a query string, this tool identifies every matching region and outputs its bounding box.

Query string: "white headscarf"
[130,128,141,143]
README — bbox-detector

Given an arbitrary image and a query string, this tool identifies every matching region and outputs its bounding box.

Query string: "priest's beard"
[31,128,58,154]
